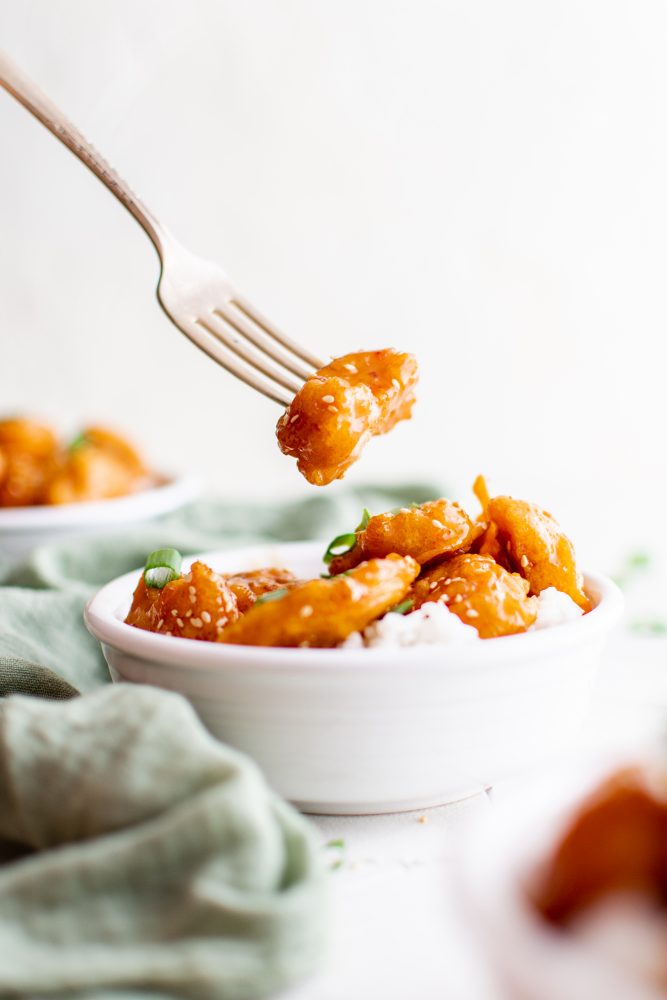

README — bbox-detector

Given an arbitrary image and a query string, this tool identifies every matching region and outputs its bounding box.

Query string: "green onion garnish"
[390,599,414,615]
[630,619,667,636]
[356,507,371,532]
[323,533,358,565]
[68,431,89,452]
[254,587,289,606]
[323,507,372,566]
[143,548,183,589]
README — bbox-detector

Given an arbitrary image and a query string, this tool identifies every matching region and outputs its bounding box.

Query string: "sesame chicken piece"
[126,561,239,640]
[329,498,479,575]
[224,568,301,613]
[531,768,667,926]
[410,553,538,638]
[477,496,590,610]
[46,426,152,504]
[276,349,418,486]
[0,418,60,507]
[219,554,420,648]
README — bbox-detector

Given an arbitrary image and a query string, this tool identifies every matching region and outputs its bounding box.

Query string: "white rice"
[342,587,584,649]
[341,601,479,649]
[531,587,584,630]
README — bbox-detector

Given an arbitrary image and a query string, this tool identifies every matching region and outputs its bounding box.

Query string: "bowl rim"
[0,474,200,529]
[84,540,624,672]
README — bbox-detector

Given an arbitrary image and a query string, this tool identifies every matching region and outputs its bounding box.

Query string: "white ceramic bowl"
[456,763,664,1000]
[0,475,199,570]
[84,542,623,815]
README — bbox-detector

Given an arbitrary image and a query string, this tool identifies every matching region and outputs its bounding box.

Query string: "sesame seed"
[191,618,202,628]
[454,594,463,604]
[429,581,438,590]
[176,617,184,628]
[344,363,358,373]
[216,596,223,605]
[466,608,480,618]
[290,414,300,423]
[185,610,192,617]
[215,618,225,628]
[520,554,529,568]
[157,618,164,629]
[431,519,445,529]
[171,609,179,617]
[322,394,335,403]
[328,405,338,413]
[189,594,196,603]
[188,586,196,595]
[201,611,211,623]
[392,378,401,390]
[443,578,453,585]
[165,630,173,636]
[300,605,313,617]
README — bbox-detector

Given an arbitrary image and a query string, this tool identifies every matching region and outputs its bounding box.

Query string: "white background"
[1,1,665,575]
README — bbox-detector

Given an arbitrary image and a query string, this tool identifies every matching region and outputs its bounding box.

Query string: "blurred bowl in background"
[85,541,623,815]
[0,474,199,571]
[456,762,664,1000]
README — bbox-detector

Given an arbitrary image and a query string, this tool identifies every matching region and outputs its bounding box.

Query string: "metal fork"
[0,51,326,406]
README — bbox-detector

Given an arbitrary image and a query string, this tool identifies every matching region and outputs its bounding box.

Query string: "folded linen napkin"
[0,685,323,1000]
[0,483,439,999]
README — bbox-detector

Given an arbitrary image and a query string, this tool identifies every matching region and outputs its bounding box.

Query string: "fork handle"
[0,50,167,256]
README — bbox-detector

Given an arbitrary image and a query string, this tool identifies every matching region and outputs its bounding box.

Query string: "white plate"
[85,542,623,815]
[0,475,199,568]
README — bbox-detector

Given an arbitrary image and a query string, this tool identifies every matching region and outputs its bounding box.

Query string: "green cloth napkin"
[0,483,439,1000]
[0,685,323,1000]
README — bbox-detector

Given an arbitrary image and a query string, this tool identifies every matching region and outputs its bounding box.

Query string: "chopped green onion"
[630,619,667,636]
[255,587,289,606]
[389,501,421,515]
[613,550,653,589]
[390,598,414,616]
[323,532,358,565]
[355,507,371,532]
[324,837,346,872]
[143,548,183,589]
[68,431,89,452]
[322,508,373,566]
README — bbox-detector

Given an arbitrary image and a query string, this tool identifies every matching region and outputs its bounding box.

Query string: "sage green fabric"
[0,685,324,1000]
[0,484,439,999]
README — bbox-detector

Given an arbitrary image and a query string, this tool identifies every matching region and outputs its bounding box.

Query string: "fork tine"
[231,294,328,371]
[214,302,317,382]
[197,314,303,395]
[180,318,294,407]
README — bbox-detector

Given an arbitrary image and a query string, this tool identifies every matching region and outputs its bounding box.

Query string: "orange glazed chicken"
[125,479,590,649]
[410,553,538,639]
[529,766,667,994]
[0,418,155,506]
[276,349,418,486]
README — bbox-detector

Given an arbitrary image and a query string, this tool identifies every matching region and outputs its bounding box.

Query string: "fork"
[0,51,326,406]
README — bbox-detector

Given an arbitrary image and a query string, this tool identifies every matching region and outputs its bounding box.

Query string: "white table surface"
[283,625,667,1000]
